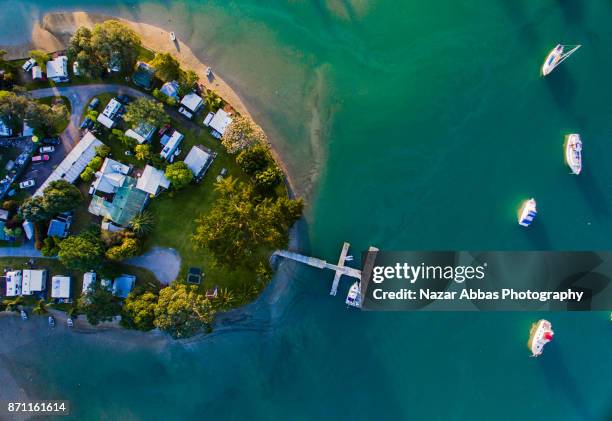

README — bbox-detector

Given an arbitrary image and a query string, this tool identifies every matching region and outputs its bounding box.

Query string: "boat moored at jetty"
[528,319,554,357]
[564,134,582,175]
[345,281,361,308]
[541,44,581,76]
[518,198,537,227]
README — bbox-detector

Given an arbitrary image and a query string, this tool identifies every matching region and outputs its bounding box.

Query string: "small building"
[51,276,71,300]
[22,122,34,137]
[132,62,154,90]
[125,122,156,144]
[160,80,180,100]
[34,132,103,196]
[90,158,130,195]
[179,92,203,119]
[22,221,34,240]
[88,160,149,227]
[98,98,122,129]
[5,271,22,297]
[22,269,47,296]
[183,145,216,179]
[46,56,69,82]
[82,272,96,294]
[0,120,12,137]
[31,65,43,80]
[136,165,170,196]
[202,112,214,127]
[160,130,184,161]
[208,109,233,139]
[101,220,125,232]
[72,61,81,76]
[47,218,69,238]
[112,274,135,299]
[0,209,9,221]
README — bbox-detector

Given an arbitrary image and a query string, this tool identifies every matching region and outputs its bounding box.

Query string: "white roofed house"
[90,158,131,195]
[46,56,69,82]
[51,276,71,301]
[136,165,170,196]
[125,122,156,144]
[31,65,43,80]
[34,132,103,197]
[5,271,22,297]
[160,129,184,161]
[178,92,203,119]
[98,98,123,129]
[208,109,233,139]
[184,145,217,180]
[21,269,47,296]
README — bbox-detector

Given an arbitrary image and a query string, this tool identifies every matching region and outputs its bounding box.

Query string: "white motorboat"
[518,198,537,227]
[564,133,582,175]
[528,319,554,357]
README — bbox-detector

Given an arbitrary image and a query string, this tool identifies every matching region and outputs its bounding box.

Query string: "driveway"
[125,247,181,285]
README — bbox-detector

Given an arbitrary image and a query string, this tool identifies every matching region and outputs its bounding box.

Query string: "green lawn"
[0,257,159,307]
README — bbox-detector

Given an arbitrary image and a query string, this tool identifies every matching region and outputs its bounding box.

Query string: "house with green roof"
[132,62,155,90]
[88,158,149,227]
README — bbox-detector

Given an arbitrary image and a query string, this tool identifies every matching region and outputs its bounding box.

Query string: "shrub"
[2,200,18,213]
[89,156,103,171]
[95,145,111,158]
[41,236,61,256]
[80,166,95,181]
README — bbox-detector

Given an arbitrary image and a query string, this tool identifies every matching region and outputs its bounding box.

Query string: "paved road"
[0,241,42,257]
[30,84,149,150]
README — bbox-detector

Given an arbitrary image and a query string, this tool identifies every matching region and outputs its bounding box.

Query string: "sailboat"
[541,44,581,76]
[564,134,582,175]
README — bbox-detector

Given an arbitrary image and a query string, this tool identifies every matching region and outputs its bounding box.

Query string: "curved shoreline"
[0,10,298,194]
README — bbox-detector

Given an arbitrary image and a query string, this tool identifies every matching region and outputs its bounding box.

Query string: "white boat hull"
[528,319,553,357]
[518,198,537,227]
[565,134,582,175]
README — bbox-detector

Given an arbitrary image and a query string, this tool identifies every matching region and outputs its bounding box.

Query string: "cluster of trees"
[80,145,111,181]
[192,177,302,267]
[121,283,216,337]
[124,97,169,128]
[0,50,17,89]
[67,21,142,77]
[221,115,268,154]
[149,52,199,96]
[164,161,193,190]
[236,144,284,195]
[19,180,82,223]
[0,200,22,241]
[0,90,68,136]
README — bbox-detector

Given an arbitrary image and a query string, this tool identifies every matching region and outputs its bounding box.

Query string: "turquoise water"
[2,1,612,419]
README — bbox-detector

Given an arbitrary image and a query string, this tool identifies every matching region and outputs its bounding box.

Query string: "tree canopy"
[0,90,29,133]
[236,144,274,175]
[150,52,181,83]
[164,161,193,189]
[58,229,106,271]
[42,180,83,215]
[178,70,199,96]
[154,283,216,338]
[191,177,303,267]
[121,291,158,331]
[78,283,122,325]
[18,196,49,222]
[29,50,49,72]
[124,97,169,127]
[221,115,268,154]
[25,102,69,136]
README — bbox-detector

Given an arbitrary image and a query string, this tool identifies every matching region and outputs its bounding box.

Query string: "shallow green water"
[2,1,612,419]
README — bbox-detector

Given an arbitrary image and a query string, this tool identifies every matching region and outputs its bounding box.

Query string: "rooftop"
[112,274,135,298]
[46,56,68,81]
[92,158,130,195]
[136,165,170,196]
[22,269,46,295]
[89,177,148,227]
[51,276,71,299]
[34,132,103,197]
[184,145,215,178]
[160,80,180,99]
[125,122,156,144]
[132,62,155,90]
[47,219,69,238]
[209,110,233,138]
[180,92,203,113]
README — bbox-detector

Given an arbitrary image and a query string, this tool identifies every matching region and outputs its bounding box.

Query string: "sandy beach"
[0,11,252,119]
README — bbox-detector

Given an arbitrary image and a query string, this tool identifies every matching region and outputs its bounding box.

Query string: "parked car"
[117,95,131,104]
[88,97,100,109]
[39,146,55,153]
[80,117,94,130]
[31,154,50,162]
[22,58,36,72]
[42,137,61,145]
[19,179,35,189]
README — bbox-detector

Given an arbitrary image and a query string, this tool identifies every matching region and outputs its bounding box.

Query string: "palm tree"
[216,288,235,310]
[129,211,155,237]
[32,299,50,315]
[205,91,224,112]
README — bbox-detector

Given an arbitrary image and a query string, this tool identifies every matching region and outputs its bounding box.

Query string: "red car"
[31,154,50,162]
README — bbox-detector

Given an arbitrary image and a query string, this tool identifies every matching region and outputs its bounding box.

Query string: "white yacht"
[528,319,554,357]
[345,281,361,308]
[541,44,581,76]
[564,134,582,175]
[518,198,537,227]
